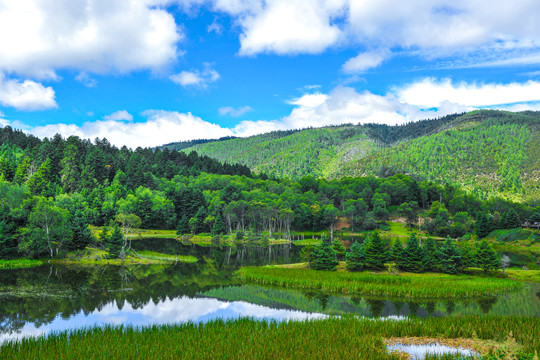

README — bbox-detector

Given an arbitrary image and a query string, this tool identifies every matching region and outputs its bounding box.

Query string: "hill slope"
[163,110,539,201]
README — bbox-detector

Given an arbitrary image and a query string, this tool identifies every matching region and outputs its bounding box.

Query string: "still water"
[0,243,538,343]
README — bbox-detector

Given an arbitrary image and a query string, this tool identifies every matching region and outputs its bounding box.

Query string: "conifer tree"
[332,239,347,260]
[310,239,338,271]
[422,237,439,272]
[401,233,424,273]
[212,212,227,235]
[475,239,500,273]
[107,224,123,258]
[500,209,520,229]
[475,213,493,238]
[439,237,462,274]
[177,215,190,235]
[461,243,476,269]
[390,239,404,268]
[346,241,365,271]
[363,232,386,270]
[69,210,92,250]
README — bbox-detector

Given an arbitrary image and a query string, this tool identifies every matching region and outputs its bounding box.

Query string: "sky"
[0,0,539,148]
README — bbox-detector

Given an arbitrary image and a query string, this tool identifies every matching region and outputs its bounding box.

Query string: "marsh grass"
[0,259,44,270]
[237,266,522,298]
[1,317,537,359]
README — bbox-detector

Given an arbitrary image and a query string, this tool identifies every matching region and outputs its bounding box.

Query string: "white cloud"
[236,0,345,55]
[397,78,540,108]
[342,49,390,73]
[22,78,540,146]
[0,74,57,110]
[0,0,181,78]
[207,18,223,34]
[29,110,233,147]
[170,63,220,88]
[219,106,253,117]
[103,110,133,121]
[75,72,98,88]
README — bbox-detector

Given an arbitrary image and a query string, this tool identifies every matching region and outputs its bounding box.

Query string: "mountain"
[162,110,540,202]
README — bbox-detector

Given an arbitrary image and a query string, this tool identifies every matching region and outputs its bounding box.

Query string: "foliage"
[346,241,365,271]
[363,232,387,271]
[310,240,338,271]
[400,234,425,273]
[439,238,462,274]
[475,239,501,274]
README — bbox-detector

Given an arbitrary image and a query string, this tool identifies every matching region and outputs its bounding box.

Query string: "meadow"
[237,265,522,298]
[1,316,537,359]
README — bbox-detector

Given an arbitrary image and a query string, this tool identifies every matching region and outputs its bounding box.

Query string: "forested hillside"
[336,111,540,202]
[168,110,539,201]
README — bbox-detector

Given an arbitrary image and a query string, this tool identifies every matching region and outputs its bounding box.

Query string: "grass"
[89,226,178,240]
[51,247,197,265]
[0,259,44,270]
[504,269,540,283]
[1,316,538,359]
[237,264,522,298]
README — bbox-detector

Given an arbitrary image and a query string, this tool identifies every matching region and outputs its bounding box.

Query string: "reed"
[0,259,44,269]
[237,266,522,298]
[1,317,538,359]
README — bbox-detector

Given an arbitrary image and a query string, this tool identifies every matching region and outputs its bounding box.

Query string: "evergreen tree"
[107,225,123,258]
[27,158,53,196]
[13,157,30,184]
[60,144,81,193]
[211,212,227,235]
[461,243,476,269]
[475,213,493,238]
[475,239,500,273]
[69,210,92,250]
[401,233,424,273]
[438,237,462,274]
[422,237,439,272]
[363,232,386,270]
[500,209,520,229]
[332,239,347,260]
[177,215,190,235]
[346,241,365,271]
[310,239,338,271]
[390,239,403,267]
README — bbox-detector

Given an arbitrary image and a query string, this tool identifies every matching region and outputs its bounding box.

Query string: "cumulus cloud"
[342,49,390,73]
[397,78,540,108]
[0,0,181,79]
[0,74,57,110]
[29,110,234,148]
[23,78,540,146]
[170,63,220,88]
[219,106,253,117]
[103,110,133,121]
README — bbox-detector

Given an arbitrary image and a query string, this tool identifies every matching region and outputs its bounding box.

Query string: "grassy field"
[50,247,197,265]
[1,316,537,359]
[0,259,45,270]
[504,269,540,283]
[237,264,522,298]
[89,226,178,240]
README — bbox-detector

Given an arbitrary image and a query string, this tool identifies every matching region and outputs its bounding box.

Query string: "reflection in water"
[0,243,539,343]
[0,296,326,343]
[387,343,478,359]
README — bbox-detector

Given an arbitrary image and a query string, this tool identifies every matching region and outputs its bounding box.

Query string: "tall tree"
[438,237,462,274]
[60,144,81,193]
[346,241,365,271]
[475,213,493,238]
[422,237,439,272]
[401,233,424,273]
[363,232,386,270]
[475,239,500,274]
[310,239,338,271]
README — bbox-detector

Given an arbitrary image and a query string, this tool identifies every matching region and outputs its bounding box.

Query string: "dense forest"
[169,110,540,202]
[1,123,539,262]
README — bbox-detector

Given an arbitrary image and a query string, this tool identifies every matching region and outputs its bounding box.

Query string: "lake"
[0,243,538,343]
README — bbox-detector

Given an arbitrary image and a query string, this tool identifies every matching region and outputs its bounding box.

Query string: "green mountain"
[163,110,539,201]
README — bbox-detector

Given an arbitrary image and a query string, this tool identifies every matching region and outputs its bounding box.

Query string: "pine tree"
[363,232,387,270]
[401,233,424,273]
[439,237,462,274]
[177,215,190,235]
[500,209,520,229]
[212,212,227,235]
[346,241,365,271]
[390,239,404,267]
[422,237,439,272]
[107,225,123,258]
[475,213,493,238]
[475,239,500,274]
[461,243,476,269]
[310,239,338,271]
[13,157,30,184]
[332,239,347,260]
[69,210,92,250]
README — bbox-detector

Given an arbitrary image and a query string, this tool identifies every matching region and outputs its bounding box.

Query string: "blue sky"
[0,0,539,147]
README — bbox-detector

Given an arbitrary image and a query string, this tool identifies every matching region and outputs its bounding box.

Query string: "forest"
[1,122,539,262]
[170,110,540,202]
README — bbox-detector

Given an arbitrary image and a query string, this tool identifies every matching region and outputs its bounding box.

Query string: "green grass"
[505,269,540,283]
[135,251,197,263]
[51,247,197,265]
[89,226,178,240]
[0,259,44,270]
[237,265,522,298]
[1,317,538,359]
